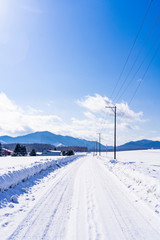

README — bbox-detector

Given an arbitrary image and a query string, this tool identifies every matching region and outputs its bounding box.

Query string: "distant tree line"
[3,143,56,152]
[57,146,88,152]
[3,144,88,153]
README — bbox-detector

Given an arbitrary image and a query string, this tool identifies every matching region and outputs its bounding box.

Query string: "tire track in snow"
[65,157,105,240]
[86,168,101,240]
[94,157,160,240]
[66,155,160,240]
[93,159,136,240]
[6,155,160,240]
[8,158,84,240]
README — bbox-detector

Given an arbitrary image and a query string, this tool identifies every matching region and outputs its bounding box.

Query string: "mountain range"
[0,131,160,151]
[117,139,160,151]
[0,131,108,151]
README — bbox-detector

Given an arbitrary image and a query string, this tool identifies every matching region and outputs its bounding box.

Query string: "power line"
[113,9,160,103]
[99,110,109,134]
[110,0,153,100]
[129,41,160,105]
[108,43,160,146]
[116,31,160,102]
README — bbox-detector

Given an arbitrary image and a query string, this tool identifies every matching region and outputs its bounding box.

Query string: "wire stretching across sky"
[116,31,160,103]
[110,0,153,100]
[113,10,160,103]
[129,41,160,105]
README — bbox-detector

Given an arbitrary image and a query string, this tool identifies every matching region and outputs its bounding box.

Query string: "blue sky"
[0,0,160,145]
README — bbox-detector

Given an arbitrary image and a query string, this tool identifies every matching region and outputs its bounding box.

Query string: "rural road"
[7,155,160,240]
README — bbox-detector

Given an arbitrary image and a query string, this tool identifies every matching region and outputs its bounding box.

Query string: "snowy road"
[3,155,160,240]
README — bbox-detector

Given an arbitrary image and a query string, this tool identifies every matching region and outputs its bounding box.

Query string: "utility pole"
[97,133,101,156]
[105,106,117,160]
[95,141,98,155]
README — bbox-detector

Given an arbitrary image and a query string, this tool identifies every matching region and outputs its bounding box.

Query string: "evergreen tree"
[21,145,27,156]
[13,144,27,156]
[14,144,21,156]
[30,149,36,156]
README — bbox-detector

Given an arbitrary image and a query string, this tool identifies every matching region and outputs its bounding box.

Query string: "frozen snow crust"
[0,155,80,192]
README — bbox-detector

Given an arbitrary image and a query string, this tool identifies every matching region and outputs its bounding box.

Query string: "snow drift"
[0,155,79,192]
[100,151,160,215]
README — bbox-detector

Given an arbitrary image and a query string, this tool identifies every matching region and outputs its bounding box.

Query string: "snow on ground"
[0,151,160,239]
[0,155,82,207]
[0,155,80,192]
[100,150,160,216]
[0,155,84,239]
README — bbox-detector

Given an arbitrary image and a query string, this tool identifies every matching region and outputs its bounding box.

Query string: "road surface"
[6,155,160,239]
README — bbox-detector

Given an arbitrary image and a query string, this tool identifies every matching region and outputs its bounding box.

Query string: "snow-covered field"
[0,150,160,239]
[103,150,160,215]
[0,155,81,192]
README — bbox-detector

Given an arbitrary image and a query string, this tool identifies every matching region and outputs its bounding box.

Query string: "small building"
[2,148,13,156]
[36,152,43,156]
[57,146,88,152]
[42,149,61,156]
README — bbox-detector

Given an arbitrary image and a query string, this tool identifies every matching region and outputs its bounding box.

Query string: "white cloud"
[75,94,145,144]
[83,111,96,119]
[77,94,143,122]
[116,102,143,122]
[0,92,145,145]
[0,92,63,136]
[26,106,43,114]
[150,137,160,141]
[77,94,111,114]
[0,92,19,112]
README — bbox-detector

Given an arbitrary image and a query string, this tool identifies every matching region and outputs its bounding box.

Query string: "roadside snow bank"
[100,156,160,215]
[0,155,79,192]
